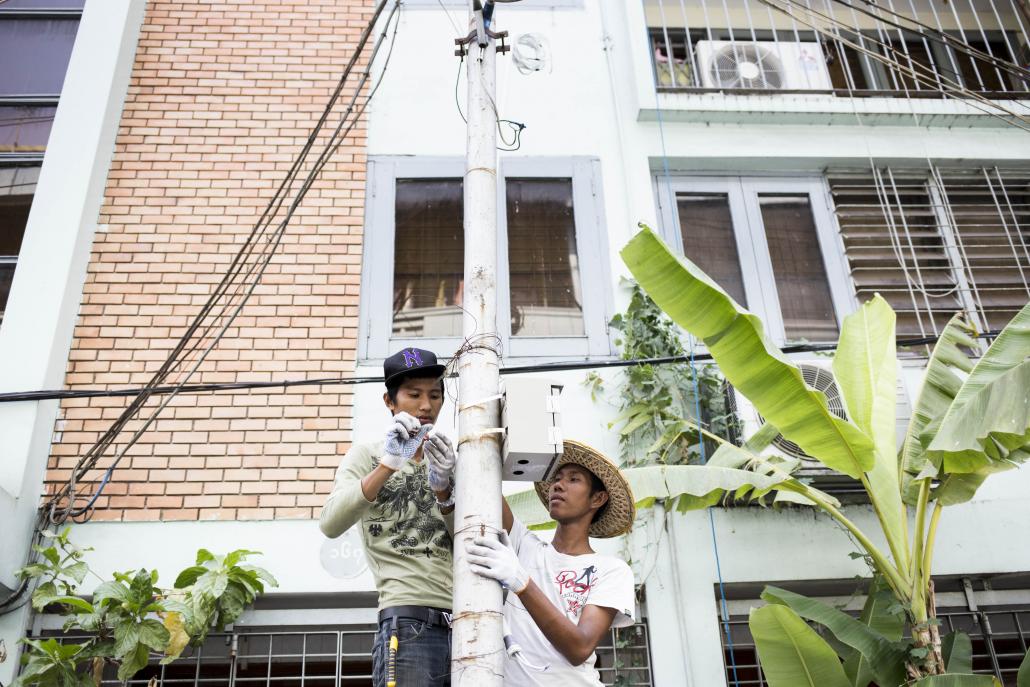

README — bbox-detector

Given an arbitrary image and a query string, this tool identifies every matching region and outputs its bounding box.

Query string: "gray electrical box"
[501,378,563,481]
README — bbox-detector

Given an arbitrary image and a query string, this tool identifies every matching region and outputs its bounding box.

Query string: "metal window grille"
[829,165,1030,341]
[720,592,1030,686]
[32,622,653,686]
[644,0,1030,98]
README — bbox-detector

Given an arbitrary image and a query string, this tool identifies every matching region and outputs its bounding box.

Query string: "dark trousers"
[371,616,452,686]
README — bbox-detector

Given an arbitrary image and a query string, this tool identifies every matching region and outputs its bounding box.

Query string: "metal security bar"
[644,0,1030,98]
[720,591,1030,686]
[829,165,1030,341]
[33,622,654,686]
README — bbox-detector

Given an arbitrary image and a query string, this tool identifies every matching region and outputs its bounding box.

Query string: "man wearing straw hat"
[461,440,637,685]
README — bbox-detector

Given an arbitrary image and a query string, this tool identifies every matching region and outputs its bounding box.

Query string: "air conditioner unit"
[694,40,832,90]
[730,360,911,488]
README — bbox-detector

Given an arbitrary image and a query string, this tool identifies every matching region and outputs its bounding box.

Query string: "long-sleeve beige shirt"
[320,441,454,610]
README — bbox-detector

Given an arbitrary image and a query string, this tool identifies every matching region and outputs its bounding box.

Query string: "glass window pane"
[676,193,748,306]
[0,169,34,255]
[392,179,464,338]
[759,194,839,341]
[506,178,584,337]
[0,18,80,95]
[0,106,57,152]
[0,1,85,8]
[0,182,33,321]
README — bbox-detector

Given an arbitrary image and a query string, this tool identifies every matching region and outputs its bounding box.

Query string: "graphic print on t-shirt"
[367,458,451,558]
[554,565,597,618]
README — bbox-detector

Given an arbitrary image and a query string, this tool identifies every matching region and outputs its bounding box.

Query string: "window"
[0,1,83,326]
[362,157,614,359]
[0,165,39,322]
[657,177,853,344]
[33,622,654,685]
[0,2,83,153]
[719,576,1030,686]
[829,166,1030,339]
[645,0,1030,98]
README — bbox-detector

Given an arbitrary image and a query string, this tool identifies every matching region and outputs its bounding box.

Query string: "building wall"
[14,1,1030,685]
[45,0,375,522]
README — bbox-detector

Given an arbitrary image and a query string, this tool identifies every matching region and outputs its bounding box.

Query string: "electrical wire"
[0,330,1000,405]
[41,0,404,525]
[455,48,527,151]
[828,0,1030,84]
[643,0,744,676]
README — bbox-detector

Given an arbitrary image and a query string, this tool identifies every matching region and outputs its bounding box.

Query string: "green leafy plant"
[584,278,740,467]
[12,529,276,686]
[615,224,1030,684]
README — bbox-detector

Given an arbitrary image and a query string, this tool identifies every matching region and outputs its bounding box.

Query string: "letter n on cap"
[402,348,423,368]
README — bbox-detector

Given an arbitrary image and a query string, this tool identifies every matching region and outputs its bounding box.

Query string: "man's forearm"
[361,463,398,501]
[515,581,598,665]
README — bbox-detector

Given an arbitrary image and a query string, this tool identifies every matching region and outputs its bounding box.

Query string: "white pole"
[451,2,505,684]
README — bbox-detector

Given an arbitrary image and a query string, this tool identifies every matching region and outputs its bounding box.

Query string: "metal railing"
[721,602,1030,686]
[830,165,1030,341]
[644,0,1030,98]
[32,622,654,686]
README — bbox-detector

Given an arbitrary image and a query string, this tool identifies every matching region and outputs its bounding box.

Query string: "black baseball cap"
[384,347,447,386]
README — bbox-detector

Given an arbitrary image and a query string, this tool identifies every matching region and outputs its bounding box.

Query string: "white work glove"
[423,431,456,492]
[466,530,530,594]
[381,412,431,471]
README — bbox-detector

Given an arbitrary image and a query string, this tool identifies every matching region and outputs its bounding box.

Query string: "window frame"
[656,175,856,344]
[360,156,615,362]
[404,0,583,8]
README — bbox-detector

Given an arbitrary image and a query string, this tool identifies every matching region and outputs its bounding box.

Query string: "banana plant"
[605,224,1030,684]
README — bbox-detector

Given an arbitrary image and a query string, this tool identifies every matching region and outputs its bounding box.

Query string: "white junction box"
[501,377,563,481]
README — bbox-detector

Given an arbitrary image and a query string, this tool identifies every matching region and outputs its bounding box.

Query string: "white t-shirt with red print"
[503,518,636,686]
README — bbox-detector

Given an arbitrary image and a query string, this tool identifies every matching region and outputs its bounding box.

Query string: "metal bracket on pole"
[455,29,509,57]
[454,3,509,57]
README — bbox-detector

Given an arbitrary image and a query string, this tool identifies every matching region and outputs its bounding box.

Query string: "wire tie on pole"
[457,427,505,448]
[458,393,504,412]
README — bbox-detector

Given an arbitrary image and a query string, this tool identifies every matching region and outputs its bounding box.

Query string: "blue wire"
[644,9,741,683]
[78,465,114,513]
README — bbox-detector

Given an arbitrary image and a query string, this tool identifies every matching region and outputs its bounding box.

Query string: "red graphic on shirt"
[555,566,597,618]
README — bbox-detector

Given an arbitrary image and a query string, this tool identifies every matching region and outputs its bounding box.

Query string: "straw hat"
[534,440,635,538]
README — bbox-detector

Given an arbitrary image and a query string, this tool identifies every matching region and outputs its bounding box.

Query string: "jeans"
[371,615,452,686]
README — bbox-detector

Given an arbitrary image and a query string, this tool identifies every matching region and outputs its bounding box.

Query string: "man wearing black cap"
[320,347,459,686]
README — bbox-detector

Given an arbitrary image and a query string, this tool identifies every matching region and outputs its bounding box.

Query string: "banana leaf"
[506,462,804,528]
[762,586,907,687]
[947,302,1030,415]
[900,314,978,503]
[833,295,907,570]
[904,303,1030,499]
[1017,647,1029,687]
[942,631,973,674]
[749,604,851,687]
[843,576,905,687]
[929,361,1030,474]
[932,450,1025,506]
[621,226,874,479]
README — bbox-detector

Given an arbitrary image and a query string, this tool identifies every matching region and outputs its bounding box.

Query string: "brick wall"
[45,0,376,522]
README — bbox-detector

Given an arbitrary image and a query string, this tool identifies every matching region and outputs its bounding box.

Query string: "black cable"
[455,52,467,123]
[0,330,1001,404]
[454,50,526,151]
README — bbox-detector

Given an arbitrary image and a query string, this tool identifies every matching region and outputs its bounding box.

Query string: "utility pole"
[451,2,508,684]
